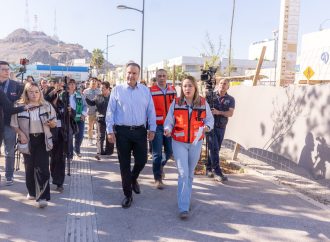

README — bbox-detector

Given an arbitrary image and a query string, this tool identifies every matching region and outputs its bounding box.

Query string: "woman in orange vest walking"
[164,76,214,219]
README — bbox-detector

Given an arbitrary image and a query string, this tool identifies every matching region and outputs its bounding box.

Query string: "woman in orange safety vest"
[164,75,214,219]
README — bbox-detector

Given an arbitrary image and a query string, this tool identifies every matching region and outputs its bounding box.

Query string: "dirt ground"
[195,148,244,175]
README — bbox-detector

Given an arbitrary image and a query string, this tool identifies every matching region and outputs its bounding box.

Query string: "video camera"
[16,58,30,79]
[20,58,29,66]
[201,67,217,91]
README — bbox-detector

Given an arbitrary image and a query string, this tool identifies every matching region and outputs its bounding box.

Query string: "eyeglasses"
[0,68,10,72]
[157,75,166,77]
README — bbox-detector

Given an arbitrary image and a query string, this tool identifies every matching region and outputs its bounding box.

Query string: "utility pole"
[228,0,236,77]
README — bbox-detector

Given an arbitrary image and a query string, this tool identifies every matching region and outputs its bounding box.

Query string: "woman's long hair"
[179,75,201,106]
[17,82,45,105]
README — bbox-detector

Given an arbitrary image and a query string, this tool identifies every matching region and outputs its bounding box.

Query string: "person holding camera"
[206,79,235,182]
[85,81,113,160]
[164,76,214,219]
[150,69,176,189]
[44,79,76,192]
[11,82,57,208]
[0,61,24,185]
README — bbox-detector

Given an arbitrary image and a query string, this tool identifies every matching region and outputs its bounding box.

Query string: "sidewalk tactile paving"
[65,157,99,242]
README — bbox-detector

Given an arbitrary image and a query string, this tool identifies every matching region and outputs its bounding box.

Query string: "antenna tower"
[53,9,59,40]
[25,0,30,31]
[33,14,39,31]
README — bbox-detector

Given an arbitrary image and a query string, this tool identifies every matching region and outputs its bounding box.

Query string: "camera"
[16,58,30,78]
[20,58,29,66]
[201,67,217,91]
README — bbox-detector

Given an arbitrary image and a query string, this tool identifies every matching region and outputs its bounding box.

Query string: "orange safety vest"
[150,85,176,125]
[172,97,206,143]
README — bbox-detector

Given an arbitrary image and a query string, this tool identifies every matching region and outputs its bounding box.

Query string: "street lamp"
[106,29,135,65]
[117,0,145,80]
[319,19,330,31]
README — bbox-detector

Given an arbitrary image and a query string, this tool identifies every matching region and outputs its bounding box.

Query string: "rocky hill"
[0,29,92,65]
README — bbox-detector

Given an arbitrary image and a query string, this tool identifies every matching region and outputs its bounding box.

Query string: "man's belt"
[115,125,145,130]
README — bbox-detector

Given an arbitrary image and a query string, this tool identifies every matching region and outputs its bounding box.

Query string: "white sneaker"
[27,194,36,200]
[6,179,14,186]
[38,199,48,208]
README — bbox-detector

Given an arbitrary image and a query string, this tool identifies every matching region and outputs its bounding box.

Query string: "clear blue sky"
[1,0,330,66]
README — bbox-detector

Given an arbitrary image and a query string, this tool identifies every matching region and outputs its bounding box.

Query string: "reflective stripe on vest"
[150,85,176,125]
[172,97,206,143]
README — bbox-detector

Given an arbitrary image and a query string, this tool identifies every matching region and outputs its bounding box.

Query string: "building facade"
[296,29,330,83]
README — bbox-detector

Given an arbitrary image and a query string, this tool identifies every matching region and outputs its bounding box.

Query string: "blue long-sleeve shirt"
[106,83,156,133]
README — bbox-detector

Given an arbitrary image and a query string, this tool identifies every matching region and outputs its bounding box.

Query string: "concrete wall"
[225,84,330,179]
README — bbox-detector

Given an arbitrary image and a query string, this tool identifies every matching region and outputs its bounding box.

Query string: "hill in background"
[0,28,92,65]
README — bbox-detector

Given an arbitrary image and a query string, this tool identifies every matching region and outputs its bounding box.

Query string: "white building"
[68,58,90,67]
[296,29,330,82]
[249,39,276,61]
[146,56,206,81]
[109,65,125,86]
[146,55,276,83]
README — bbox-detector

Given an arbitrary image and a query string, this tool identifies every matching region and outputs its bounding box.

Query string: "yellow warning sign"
[303,67,315,80]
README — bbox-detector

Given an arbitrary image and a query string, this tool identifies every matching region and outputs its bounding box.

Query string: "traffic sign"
[303,66,315,80]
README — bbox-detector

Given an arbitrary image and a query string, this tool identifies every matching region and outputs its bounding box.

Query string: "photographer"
[207,79,235,182]
[44,79,76,191]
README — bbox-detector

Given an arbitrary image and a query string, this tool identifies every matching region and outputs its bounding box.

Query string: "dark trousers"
[151,125,172,180]
[207,127,226,175]
[23,134,50,201]
[74,120,85,154]
[115,125,147,198]
[50,128,65,186]
[96,121,114,155]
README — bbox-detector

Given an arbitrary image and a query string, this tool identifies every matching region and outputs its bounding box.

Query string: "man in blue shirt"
[207,79,235,182]
[106,62,156,208]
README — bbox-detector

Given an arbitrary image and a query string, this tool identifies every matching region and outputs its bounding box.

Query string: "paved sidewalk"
[1,139,330,242]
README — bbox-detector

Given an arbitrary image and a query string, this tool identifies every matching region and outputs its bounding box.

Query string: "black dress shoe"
[132,181,141,194]
[121,196,133,208]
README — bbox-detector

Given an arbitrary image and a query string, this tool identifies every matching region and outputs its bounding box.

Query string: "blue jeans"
[151,125,173,180]
[172,139,203,213]
[69,120,85,157]
[207,127,226,175]
[4,125,17,180]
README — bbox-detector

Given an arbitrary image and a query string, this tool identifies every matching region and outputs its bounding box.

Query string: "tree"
[201,32,224,70]
[91,48,104,72]
[164,64,189,85]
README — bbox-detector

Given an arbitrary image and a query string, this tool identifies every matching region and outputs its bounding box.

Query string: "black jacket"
[85,94,110,117]
[0,80,24,126]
